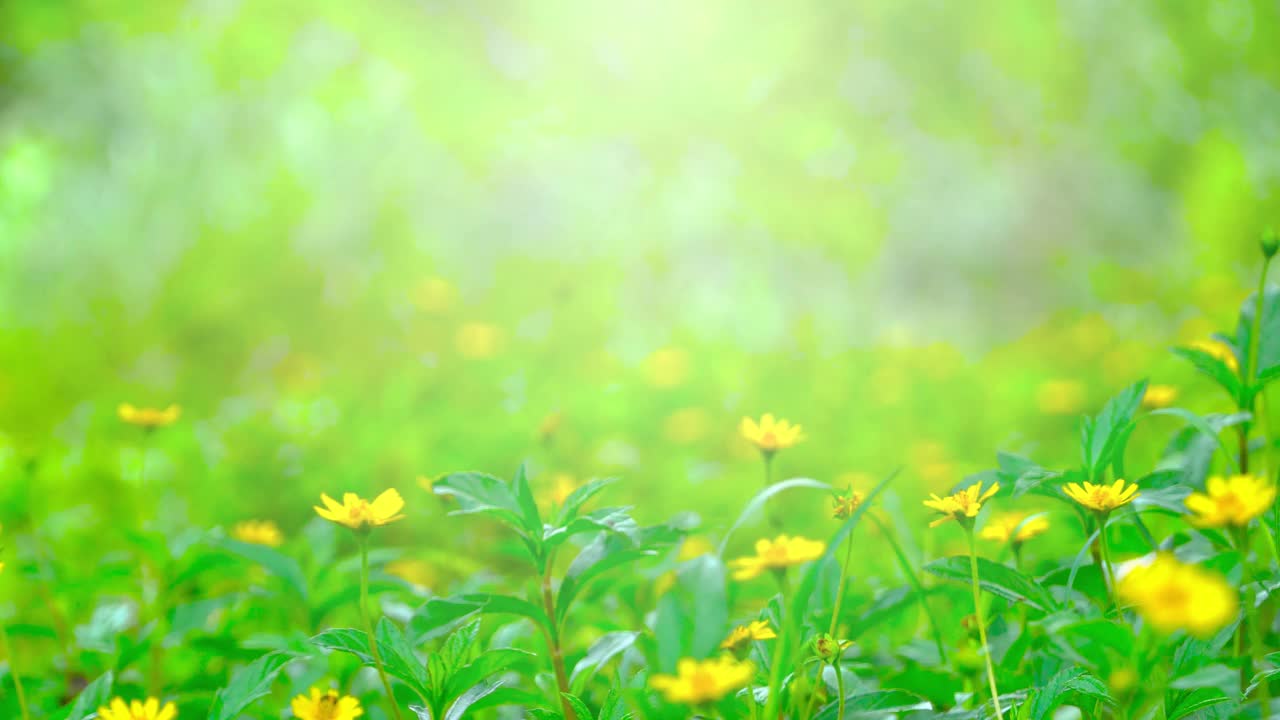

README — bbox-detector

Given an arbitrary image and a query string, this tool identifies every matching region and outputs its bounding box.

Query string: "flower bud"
[810,633,842,664]
[1263,228,1279,260]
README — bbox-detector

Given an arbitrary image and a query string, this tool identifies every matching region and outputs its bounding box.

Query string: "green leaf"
[544,507,638,549]
[217,537,308,599]
[1173,347,1243,405]
[923,556,1057,611]
[510,463,545,539]
[570,631,641,691]
[377,618,431,700]
[813,689,929,718]
[1149,408,1242,473]
[1028,667,1110,720]
[556,535,655,623]
[446,648,534,700]
[1082,380,1147,480]
[563,693,594,720]
[409,598,483,643]
[61,670,113,720]
[444,677,505,720]
[555,477,617,525]
[207,650,297,720]
[1165,688,1233,720]
[1170,663,1237,691]
[456,593,551,628]
[1234,288,1280,379]
[310,627,373,663]
[433,472,532,539]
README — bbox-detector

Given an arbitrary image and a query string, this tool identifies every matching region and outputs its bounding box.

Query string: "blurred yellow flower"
[729,535,826,580]
[649,656,754,704]
[655,570,677,598]
[1037,380,1085,415]
[291,687,364,720]
[980,512,1049,544]
[1142,384,1178,410]
[720,620,776,652]
[314,489,406,530]
[740,414,805,453]
[1190,339,1240,374]
[1063,479,1139,514]
[455,322,503,358]
[411,276,456,314]
[832,487,865,520]
[644,347,690,388]
[98,698,177,720]
[1108,667,1137,695]
[1185,474,1276,528]
[1118,554,1237,638]
[118,403,181,429]
[909,442,954,485]
[538,473,578,508]
[678,536,714,561]
[538,411,563,441]
[231,520,284,547]
[923,481,999,529]
[386,559,436,588]
[664,407,710,445]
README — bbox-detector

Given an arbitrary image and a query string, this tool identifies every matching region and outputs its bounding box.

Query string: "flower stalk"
[0,623,29,720]
[966,528,1005,720]
[539,555,574,719]
[359,535,405,720]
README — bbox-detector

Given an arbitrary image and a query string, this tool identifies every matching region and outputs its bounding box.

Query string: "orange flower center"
[1215,492,1244,518]
[315,695,339,720]
[689,669,717,699]
[1155,581,1190,610]
[760,431,777,448]
[347,500,370,524]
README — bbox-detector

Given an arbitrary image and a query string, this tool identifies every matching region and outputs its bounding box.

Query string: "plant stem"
[828,523,856,637]
[540,556,574,719]
[359,537,405,720]
[1097,514,1119,612]
[836,660,846,720]
[0,624,29,720]
[967,529,1005,720]
[1238,526,1272,716]
[869,513,948,663]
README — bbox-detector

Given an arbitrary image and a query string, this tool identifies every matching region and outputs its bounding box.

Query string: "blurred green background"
[3,0,1280,572]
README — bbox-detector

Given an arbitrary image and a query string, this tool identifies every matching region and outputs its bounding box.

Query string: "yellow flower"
[1037,380,1086,415]
[98,698,177,720]
[649,656,755,705]
[980,512,1049,544]
[720,620,777,652]
[417,475,456,504]
[678,536,714,561]
[832,487,865,520]
[1063,479,1139,514]
[1142,384,1178,410]
[231,520,284,547]
[314,489,406,530]
[291,687,364,720]
[923,481,1000,529]
[728,535,826,581]
[118,403,181,429]
[1108,667,1137,695]
[1117,554,1237,638]
[1185,474,1277,528]
[739,414,805,453]
[455,322,503,358]
[1190,339,1240,374]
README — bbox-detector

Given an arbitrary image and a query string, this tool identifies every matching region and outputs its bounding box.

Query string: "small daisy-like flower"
[720,620,777,652]
[1118,554,1237,638]
[980,512,1049,545]
[649,656,755,705]
[98,697,177,720]
[739,414,805,453]
[832,487,865,520]
[118,403,181,429]
[729,535,826,581]
[231,520,284,547]
[1189,339,1240,374]
[923,481,1000,529]
[314,489,406,531]
[1063,479,1139,514]
[1141,384,1178,410]
[1185,474,1276,528]
[291,687,364,720]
